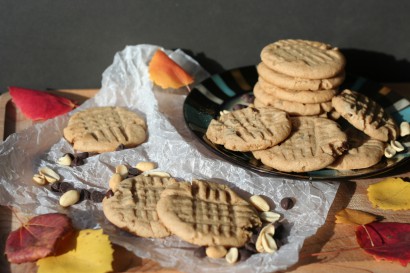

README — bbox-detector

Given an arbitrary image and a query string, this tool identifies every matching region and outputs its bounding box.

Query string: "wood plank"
[1,85,410,273]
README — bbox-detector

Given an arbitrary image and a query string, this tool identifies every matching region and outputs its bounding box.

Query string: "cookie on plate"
[332,89,398,142]
[63,106,147,153]
[328,127,386,170]
[260,39,346,79]
[253,83,333,116]
[156,180,262,247]
[258,77,338,104]
[253,116,348,172]
[102,175,177,238]
[205,106,291,151]
[257,62,345,91]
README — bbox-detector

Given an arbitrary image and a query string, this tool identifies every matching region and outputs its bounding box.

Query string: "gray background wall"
[1,0,409,92]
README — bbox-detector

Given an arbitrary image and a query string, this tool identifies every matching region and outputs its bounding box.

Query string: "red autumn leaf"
[5,213,74,264]
[9,86,77,120]
[356,222,410,266]
[148,49,194,90]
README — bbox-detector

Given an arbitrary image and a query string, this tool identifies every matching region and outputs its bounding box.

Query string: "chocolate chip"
[50,182,62,192]
[280,197,295,210]
[274,238,283,249]
[105,189,114,199]
[238,248,253,261]
[70,157,85,167]
[250,233,259,244]
[91,191,105,203]
[232,104,247,111]
[75,152,89,160]
[79,189,91,201]
[193,246,207,258]
[65,153,75,160]
[244,242,257,253]
[242,93,255,103]
[115,144,126,151]
[128,167,142,176]
[59,182,74,193]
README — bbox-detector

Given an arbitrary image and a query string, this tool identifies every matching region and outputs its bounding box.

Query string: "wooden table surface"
[1,85,409,273]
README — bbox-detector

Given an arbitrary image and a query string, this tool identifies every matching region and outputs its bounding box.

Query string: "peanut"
[206,246,227,259]
[57,154,72,166]
[144,171,171,178]
[249,195,270,212]
[59,190,80,207]
[400,121,410,137]
[260,211,281,223]
[115,164,129,179]
[225,247,239,264]
[39,167,60,183]
[135,161,157,172]
[262,233,278,253]
[32,174,46,185]
[384,145,397,158]
[391,140,404,152]
[109,173,123,191]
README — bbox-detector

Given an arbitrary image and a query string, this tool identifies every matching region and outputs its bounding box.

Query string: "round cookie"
[332,89,399,142]
[156,180,262,247]
[328,127,386,170]
[257,62,345,91]
[205,106,291,152]
[258,77,338,104]
[252,116,348,172]
[103,175,177,238]
[261,39,346,79]
[64,106,147,153]
[253,82,333,116]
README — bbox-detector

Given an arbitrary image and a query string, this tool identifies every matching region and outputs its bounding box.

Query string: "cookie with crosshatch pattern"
[156,180,262,247]
[205,106,291,152]
[257,62,345,91]
[253,82,333,116]
[261,39,346,79]
[102,175,177,238]
[63,106,147,153]
[253,116,348,172]
[332,89,399,142]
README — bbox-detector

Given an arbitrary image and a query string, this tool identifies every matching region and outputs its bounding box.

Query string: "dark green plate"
[183,66,410,180]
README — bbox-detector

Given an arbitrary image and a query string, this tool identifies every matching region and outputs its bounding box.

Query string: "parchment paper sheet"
[0,45,339,273]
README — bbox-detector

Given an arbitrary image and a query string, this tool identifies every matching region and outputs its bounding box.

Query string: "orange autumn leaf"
[149,49,194,90]
[335,208,378,225]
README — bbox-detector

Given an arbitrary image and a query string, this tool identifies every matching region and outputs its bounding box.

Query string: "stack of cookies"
[204,39,402,173]
[254,39,346,116]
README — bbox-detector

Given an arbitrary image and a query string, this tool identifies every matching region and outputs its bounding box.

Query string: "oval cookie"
[258,77,338,104]
[261,39,346,79]
[252,116,348,172]
[103,175,177,238]
[253,82,333,116]
[332,89,398,142]
[63,106,147,153]
[257,62,345,91]
[156,180,262,247]
[205,106,291,152]
[328,127,386,170]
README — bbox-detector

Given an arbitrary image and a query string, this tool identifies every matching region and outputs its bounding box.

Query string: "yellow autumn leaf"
[367,177,410,211]
[37,229,113,273]
[335,208,378,225]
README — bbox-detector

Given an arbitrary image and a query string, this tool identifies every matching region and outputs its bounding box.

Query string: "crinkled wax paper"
[0,44,339,273]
